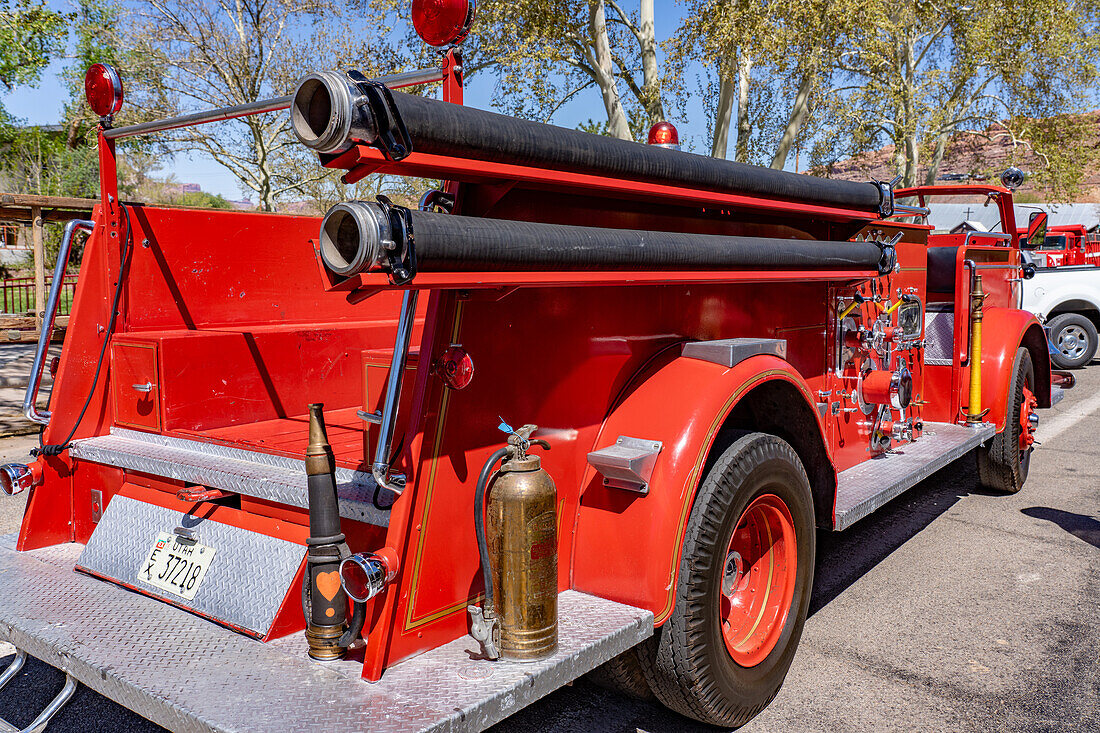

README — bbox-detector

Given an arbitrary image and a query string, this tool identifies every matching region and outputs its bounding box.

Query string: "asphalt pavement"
[0,366,1097,732]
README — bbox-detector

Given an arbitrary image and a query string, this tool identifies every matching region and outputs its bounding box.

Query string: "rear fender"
[979,308,1051,430]
[571,353,832,625]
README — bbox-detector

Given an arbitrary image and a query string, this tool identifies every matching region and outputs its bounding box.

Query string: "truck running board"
[70,428,390,527]
[0,535,652,733]
[833,421,996,530]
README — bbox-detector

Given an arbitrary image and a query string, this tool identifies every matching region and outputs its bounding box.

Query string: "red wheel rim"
[718,493,797,667]
[1019,384,1038,454]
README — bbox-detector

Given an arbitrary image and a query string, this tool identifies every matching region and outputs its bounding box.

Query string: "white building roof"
[926,203,1100,232]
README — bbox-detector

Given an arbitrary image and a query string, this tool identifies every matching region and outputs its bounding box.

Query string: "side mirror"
[1026,211,1048,249]
[1020,250,1037,279]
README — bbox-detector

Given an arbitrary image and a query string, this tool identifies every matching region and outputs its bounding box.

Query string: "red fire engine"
[1016,223,1100,268]
[0,4,1068,731]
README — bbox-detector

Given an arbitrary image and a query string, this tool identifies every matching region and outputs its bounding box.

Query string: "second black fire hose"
[319,202,897,283]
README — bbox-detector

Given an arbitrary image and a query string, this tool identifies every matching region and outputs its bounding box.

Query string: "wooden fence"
[0,275,79,316]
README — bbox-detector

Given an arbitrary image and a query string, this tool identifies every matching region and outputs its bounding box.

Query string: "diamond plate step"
[0,535,652,733]
[69,428,389,527]
[833,421,995,530]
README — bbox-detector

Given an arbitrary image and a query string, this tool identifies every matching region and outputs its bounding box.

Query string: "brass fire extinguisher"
[469,423,558,662]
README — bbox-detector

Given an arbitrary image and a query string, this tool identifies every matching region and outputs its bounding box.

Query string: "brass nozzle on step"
[303,403,349,661]
[305,403,335,477]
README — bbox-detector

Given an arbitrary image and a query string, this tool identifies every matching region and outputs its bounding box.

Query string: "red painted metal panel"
[571,353,825,623]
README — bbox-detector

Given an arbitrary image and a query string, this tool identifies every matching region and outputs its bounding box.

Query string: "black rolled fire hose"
[319,202,896,283]
[292,72,889,215]
[474,447,509,616]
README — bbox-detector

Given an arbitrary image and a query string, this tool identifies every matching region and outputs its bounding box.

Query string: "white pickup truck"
[1020,260,1100,369]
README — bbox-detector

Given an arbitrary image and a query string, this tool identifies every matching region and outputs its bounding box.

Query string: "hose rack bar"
[104,68,444,140]
[328,146,882,224]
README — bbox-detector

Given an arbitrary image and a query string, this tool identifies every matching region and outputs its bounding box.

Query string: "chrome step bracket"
[833,421,995,530]
[69,428,391,526]
[0,647,76,730]
[76,495,305,638]
[0,535,652,733]
[681,337,787,367]
[587,436,663,493]
[0,650,76,733]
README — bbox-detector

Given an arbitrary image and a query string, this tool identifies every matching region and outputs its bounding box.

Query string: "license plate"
[138,532,217,601]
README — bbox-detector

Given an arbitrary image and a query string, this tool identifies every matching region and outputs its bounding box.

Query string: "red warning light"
[647,121,680,150]
[411,0,476,48]
[84,63,124,118]
[437,344,474,390]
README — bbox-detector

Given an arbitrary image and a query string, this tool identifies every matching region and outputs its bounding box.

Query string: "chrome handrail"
[24,219,94,425]
[371,289,419,495]
[888,203,932,219]
[104,67,445,140]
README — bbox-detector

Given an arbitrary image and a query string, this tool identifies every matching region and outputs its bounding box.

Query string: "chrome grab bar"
[24,219,94,425]
[104,67,445,140]
[888,203,931,218]
[371,289,419,495]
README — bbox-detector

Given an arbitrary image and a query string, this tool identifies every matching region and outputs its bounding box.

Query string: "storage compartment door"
[112,341,162,431]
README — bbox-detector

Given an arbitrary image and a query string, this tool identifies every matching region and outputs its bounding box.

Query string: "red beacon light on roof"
[411,0,476,47]
[647,120,680,150]
[84,63,124,120]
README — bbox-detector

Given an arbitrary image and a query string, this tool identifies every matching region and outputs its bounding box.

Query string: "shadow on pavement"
[1020,506,1100,549]
[809,453,987,617]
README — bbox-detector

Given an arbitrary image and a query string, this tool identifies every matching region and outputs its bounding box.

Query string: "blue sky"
[0,2,709,202]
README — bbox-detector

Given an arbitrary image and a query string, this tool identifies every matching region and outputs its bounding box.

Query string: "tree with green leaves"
[0,0,66,118]
[818,0,1100,188]
[449,0,668,141]
[667,0,865,166]
[125,0,409,211]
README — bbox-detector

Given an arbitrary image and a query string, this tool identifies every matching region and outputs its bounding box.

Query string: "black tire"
[586,649,655,701]
[1046,313,1097,369]
[977,347,1035,493]
[637,433,815,727]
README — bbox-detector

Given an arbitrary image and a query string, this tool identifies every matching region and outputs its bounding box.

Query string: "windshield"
[1020,234,1067,251]
[898,192,1006,233]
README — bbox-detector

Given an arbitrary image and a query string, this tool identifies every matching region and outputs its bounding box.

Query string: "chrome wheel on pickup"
[1047,313,1098,369]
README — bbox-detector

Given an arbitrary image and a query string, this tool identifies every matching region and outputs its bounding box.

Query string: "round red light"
[437,344,474,390]
[647,121,680,149]
[84,63,124,118]
[340,558,372,603]
[411,0,475,47]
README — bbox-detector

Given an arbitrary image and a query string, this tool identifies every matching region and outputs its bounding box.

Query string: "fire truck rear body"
[0,48,1062,733]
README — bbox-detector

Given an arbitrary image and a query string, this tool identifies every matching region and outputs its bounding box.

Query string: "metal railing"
[25,219,94,425]
[0,275,79,316]
[103,67,445,140]
[887,203,932,220]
